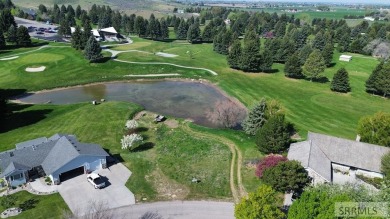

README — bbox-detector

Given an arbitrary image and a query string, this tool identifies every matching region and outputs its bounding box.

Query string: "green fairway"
[0,191,68,219]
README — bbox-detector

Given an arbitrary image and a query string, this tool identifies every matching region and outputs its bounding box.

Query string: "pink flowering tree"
[255,154,287,178]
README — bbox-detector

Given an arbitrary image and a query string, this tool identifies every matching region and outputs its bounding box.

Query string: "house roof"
[288,132,390,182]
[100,27,117,34]
[15,137,48,149]
[92,29,100,37]
[0,134,109,177]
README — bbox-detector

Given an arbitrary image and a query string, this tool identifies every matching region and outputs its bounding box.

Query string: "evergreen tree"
[202,20,214,42]
[89,4,98,24]
[58,18,71,37]
[81,19,92,49]
[299,44,313,65]
[220,29,233,55]
[75,5,81,19]
[227,39,242,69]
[0,30,5,49]
[134,16,145,37]
[375,62,390,97]
[16,26,31,47]
[366,61,383,94]
[71,25,83,50]
[187,23,201,43]
[98,11,111,29]
[84,36,102,63]
[322,43,334,67]
[6,25,16,44]
[276,38,295,63]
[176,19,188,39]
[285,52,303,78]
[38,4,47,13]
[67,5,75,17]
[302,50,326,81]
[274,21,286,37]
[331,68,351,93]
[147,14,158,40]
[312,30,326,50]
[241,39,261,72]
[160,18,169,39]
[242,99,267,135]
[338,32,350,52]
[0,9,16,33]
[111,11,122,33]
[256,114,290,153]
[260,48,274,72]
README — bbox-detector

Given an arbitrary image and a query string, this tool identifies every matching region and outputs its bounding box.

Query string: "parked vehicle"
[87,173,105,189]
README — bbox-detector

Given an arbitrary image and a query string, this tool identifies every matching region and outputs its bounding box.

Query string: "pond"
[17,81,245,128]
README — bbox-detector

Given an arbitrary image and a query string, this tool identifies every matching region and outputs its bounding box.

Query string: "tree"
[322,43,334,67]
[81,19,92,49]
[207,100,246,128]
[71,25,82,50]
[240,39,261,72]
[16,25,31,46]
[0,30,5,49]
[58,18,71,37]
[227,39,242,69]
[6,24,16,44]
[284,52,303,78]
[202,20,214,42]
[357,112,390,147]
[288,185,351,219]
[160,18,169,39]
[330,68,350,93]
[374,62,390,97]
[121,134,143,150]
[262,160,310,193]
[235,185,285,219]
[256,114,290,153]
[302,50,326,81]
[382,152,390,179]
[187,23,201,43]
[38,4,47,13]
[366,61,383,94]
[298,44,312,65]
[312,30,326,50]
[75,5,82,19]
[260,48,273,72]
[0,9,16,33]
[176,19,188,39]
[255,154,287,178]
[84,36,102,63]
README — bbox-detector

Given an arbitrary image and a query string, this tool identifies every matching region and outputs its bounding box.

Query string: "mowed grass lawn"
[0,191,68,219]
[0,102,232,202]
[115,37,390,139]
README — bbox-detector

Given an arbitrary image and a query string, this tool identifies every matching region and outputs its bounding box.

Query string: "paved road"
[14,17,65,42]
[106,201,235,219]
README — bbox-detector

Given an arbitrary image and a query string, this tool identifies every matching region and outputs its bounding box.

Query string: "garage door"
[59,166,84,182]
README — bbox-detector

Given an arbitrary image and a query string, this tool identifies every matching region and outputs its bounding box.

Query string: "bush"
[255,115,290,153]
[255,154,287,178]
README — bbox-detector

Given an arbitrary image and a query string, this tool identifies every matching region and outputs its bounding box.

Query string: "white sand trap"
[0,56,19,60]
[124,73,180,77]
[26,66,46,72]
[155,52,178,58]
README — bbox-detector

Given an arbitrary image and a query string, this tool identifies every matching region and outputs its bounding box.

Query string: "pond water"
[17,81,245,128]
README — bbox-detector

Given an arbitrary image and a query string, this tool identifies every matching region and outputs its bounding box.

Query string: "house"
[288,132,390,186]
[99,27,118,39]
[339,55,352,62]
[92,29,102,41]
[0,134,109,187]
[364,16,375,21]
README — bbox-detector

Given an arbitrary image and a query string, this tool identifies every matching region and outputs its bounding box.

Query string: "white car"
[87,173,106,189]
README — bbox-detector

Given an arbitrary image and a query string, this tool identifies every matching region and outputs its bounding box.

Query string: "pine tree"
[160,18,169,39]
[16,26,31,47]
[375,62,390,97]
[299,44,313,65]
[331,68,351,93]
[187,23,201,43]
[58,18,70,37]
[0,9,16,33]
[202,20,214,42]
[366,61,383,94]
[89,4,98,24]
[0,30,5,49]
[284,52,303,78]
[242,99,267,135]
[81,19,92,49]
[134,16,145,37]
[176,19,188,39]
[256,114,290,154]
[322,43,334,67]
[6,25,16,44]
[71,25,83,50]
[227,39,242,69]
[75,5,81,19]
[302,50,326,81]
[261,48,274,72]
[241,39,261,72]
[84,36,102,63]
[312,30,326,50]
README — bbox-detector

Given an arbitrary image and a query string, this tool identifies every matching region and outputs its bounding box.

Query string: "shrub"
[255,154,287,178]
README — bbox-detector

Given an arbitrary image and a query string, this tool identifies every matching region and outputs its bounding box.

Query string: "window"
[10,173,23,181]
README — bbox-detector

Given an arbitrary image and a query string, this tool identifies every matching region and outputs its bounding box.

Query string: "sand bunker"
[155,52,178,58]
[25,66,46,72]
[0,56,19,60]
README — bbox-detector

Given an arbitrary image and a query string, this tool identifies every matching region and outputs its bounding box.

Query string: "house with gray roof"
[288,132,390,186]
[0,134,109,187]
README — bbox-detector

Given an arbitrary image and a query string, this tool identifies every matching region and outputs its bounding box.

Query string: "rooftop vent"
[10,152,14,157]
[32,145,37,151]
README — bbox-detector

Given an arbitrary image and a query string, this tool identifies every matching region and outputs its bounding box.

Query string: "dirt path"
[182,123,247,203]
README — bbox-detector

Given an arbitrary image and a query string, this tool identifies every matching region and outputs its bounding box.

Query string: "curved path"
[0,45,70,59]
[105,201,234,219]
[182,124,247,203]
[103,48,218,76]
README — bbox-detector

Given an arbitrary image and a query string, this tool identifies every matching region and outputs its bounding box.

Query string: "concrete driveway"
[57,163,135,215]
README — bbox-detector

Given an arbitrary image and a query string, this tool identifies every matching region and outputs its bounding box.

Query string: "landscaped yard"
[0,191,68,219]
